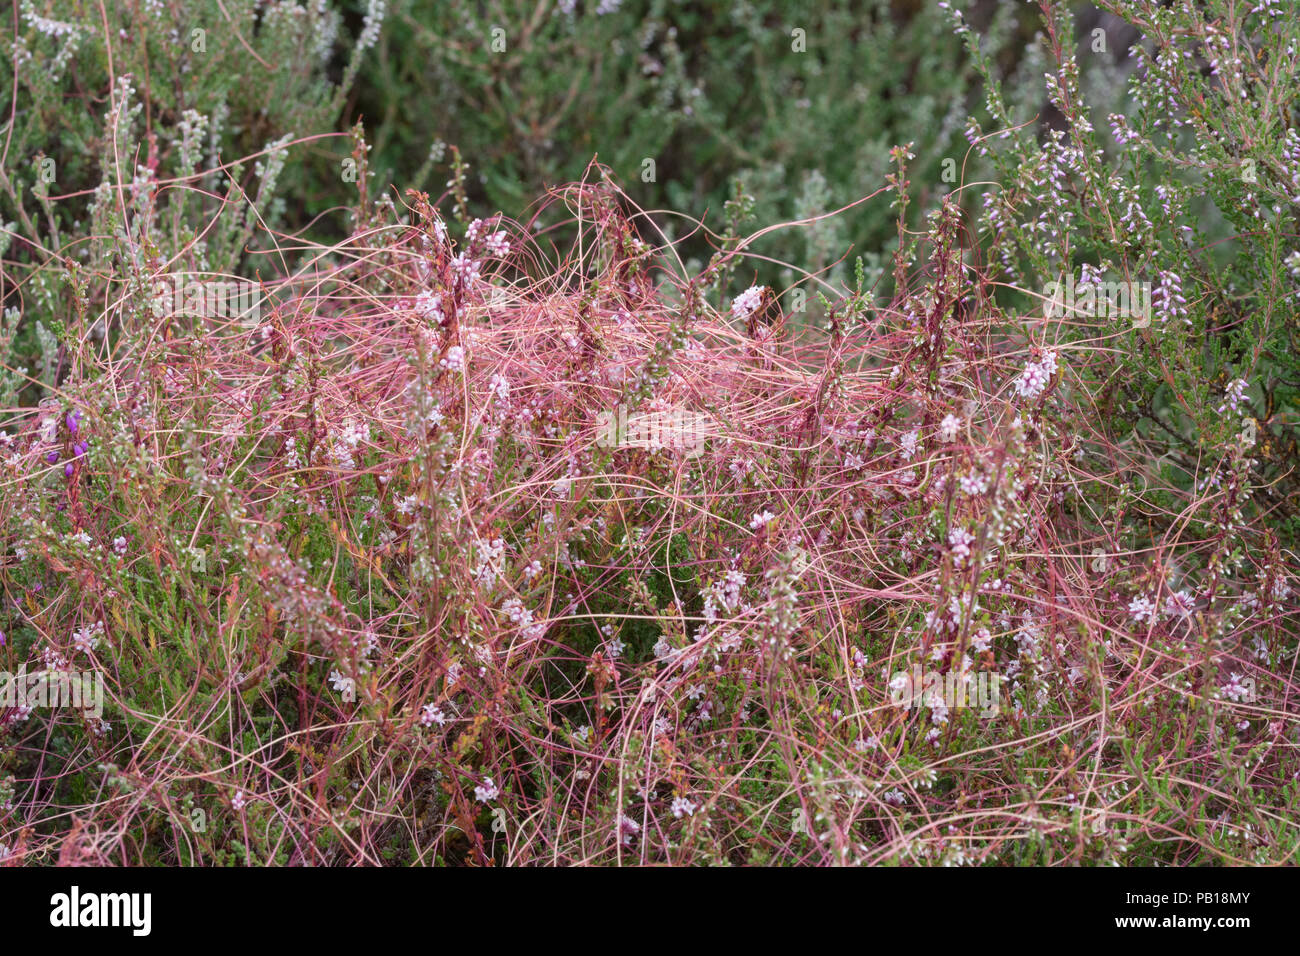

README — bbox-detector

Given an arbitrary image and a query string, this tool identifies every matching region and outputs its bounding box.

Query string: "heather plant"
[0,0,385,409]
[0,0,1296,869]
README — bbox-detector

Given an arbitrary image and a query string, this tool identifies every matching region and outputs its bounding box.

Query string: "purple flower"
[66,410,80,434]
[73,441,88,458]
[45,450,59,464]
[64,463,74,477]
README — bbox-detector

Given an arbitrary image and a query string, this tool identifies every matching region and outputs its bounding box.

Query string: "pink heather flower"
[948,527,976,565]
[958,472,988,496]
[1015,361,1050,399]
[670,796,696,818]
[1128,595,1156,623]
[616,813,641,845]
[1221,673,1253,702]
[1217,378,1249,414]
[450,253,479,283]
[420,703,447,727]
[474,777,500,803]
[1163,589,1196,620]
[938,414,961,443]
[501,597,532,625]
[731,285,764,320]
[749,509,775,530]
[231,791,247,811]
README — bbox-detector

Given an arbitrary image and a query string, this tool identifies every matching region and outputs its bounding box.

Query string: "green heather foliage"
[0,0,1295,866]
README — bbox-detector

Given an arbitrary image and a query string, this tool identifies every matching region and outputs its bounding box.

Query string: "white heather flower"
[749,509,776,530]
[439,345,465,373]
[474,777,500,803]
[972,627,992,653]
[231,790,247,811]
[1128,595,1156,623]
[329,669,355,699]
[420,703,447,727]
[72,621,104,654]
[958,471,989,496]
[112,536,128,555]
[523,559,543,580]
[938,414,961,443]
[731,285,765,320]
[899,428,919,460]
[670,796,697,818]
[357,0,385,51]
[414,290,443,323]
